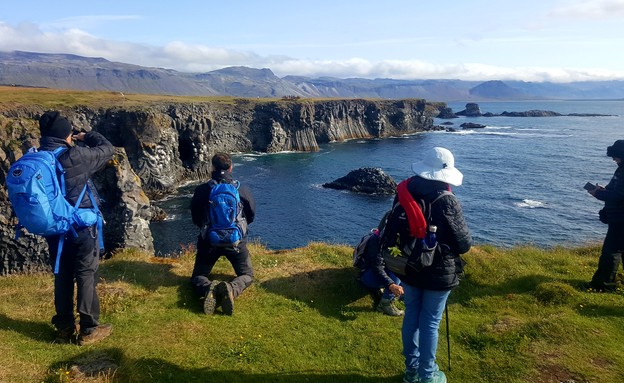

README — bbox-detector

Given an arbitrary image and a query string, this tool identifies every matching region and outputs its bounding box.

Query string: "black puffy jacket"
[595,164,624,224]
[39,132,114,208]
[391,176,472,290]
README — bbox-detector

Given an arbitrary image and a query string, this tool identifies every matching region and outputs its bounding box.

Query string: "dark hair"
[211,152,232,172]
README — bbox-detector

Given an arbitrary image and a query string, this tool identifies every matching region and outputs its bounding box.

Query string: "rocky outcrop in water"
[323,168,397,195]
[460,122,486,129]
[0,98,433,274]
[455,103,482,117]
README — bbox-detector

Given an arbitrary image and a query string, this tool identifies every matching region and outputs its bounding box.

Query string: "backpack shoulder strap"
[50,147,69,195]
[52,146,68,157]
[423,190,454,223]
[430,190,453,205]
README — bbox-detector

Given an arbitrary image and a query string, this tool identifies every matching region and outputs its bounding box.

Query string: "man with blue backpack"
[7,111,114,345]
[190,152,256,315]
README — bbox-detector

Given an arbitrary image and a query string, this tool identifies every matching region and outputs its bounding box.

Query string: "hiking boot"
[54,326,77,344]
[203,280,220,315]
[403,369,419,383]
[421,371,447,383]
[77,323,112,346]
[582,281,616,292]
[377,298,404,316]
[217,281,235,316]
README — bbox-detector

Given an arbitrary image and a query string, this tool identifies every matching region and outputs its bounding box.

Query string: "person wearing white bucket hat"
[410,147,463,187]
[384,147,471,383]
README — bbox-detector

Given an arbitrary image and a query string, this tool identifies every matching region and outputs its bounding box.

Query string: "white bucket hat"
[411,147,463,186]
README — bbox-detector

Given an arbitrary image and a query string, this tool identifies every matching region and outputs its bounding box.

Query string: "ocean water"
[150,100,624,255]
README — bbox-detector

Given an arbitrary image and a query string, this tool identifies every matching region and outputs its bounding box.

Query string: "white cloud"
[1,21,623,83]
[548,0,624,19]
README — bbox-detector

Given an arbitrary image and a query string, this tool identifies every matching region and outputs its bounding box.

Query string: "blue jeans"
[402,284,451,379]
[360,268,401,300]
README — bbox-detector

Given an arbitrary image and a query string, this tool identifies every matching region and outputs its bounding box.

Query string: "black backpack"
[352,211,391,268]
[380,191,451,276]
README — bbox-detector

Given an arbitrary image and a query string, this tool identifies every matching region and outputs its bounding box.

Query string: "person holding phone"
[585,139,624,291]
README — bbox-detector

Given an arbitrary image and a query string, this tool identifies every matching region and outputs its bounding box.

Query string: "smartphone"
[583,182,596,191]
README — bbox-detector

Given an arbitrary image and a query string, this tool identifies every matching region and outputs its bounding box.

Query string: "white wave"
[162,214,177,221]
[514,199,546,208]
[450,130,571,138]
[484,125,513,130]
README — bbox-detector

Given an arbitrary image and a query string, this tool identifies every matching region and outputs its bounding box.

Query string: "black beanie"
[607,140,624,158]
[39,111,72,139]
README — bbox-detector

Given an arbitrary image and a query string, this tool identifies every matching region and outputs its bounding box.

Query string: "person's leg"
[591,224,623,289]
[190,236,220,297]
[73,226,100,331]
[359,268,390,298]
[47,237,76,334]
[360,268,401,300]
[225,243,254,298]
[418,289,451,380]
[217,244,253,315]
[402,283,423,375]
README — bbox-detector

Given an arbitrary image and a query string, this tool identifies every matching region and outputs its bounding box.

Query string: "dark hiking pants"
[191,236,254,299]
[591,223,624,289]
[47,225,100,331]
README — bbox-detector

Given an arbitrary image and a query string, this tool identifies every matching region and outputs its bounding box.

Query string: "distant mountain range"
[1,51,623,101]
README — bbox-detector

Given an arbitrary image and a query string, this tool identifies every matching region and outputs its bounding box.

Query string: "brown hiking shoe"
[216,281,235,315]
[78,324,113,345]
[54,326,77,344]
[203,280,220,315]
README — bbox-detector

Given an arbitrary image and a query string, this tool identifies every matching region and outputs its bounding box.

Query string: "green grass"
[0,86,264,111]
[1,242,623,382]
[0,86,430,112]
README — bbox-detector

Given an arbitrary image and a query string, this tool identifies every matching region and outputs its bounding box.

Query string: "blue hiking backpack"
[201,179,247,248]
[6,146,104,274]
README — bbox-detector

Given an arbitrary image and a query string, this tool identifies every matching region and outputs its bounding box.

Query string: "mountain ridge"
[1,50,623,101]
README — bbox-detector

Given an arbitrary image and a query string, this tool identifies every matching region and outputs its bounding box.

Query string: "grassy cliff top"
[0,85,246,110]
[1,242,623,383]
[0,86,432,112]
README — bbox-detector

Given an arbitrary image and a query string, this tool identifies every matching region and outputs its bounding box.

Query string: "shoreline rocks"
[0,98,433,274]
[437,103,614,119]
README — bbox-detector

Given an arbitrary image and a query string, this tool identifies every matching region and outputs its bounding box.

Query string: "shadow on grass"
[47,347,400,383]
[0,313,52,343]
[100,260,187,291]
[451,274,553,305]
[260,267,370,320]
[452,274,624,317]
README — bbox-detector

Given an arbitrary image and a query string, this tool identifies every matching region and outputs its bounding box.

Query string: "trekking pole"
[445,301,451,371]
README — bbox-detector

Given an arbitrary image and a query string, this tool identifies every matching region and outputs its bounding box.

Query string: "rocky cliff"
[0,98,434,274]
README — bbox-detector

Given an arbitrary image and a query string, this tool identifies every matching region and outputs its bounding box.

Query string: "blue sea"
[150,100,624,255]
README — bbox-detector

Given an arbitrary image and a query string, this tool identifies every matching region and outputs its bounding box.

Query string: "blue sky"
[1,0,623,82]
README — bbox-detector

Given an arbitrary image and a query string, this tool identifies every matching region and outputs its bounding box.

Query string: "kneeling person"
[190,153,256,315]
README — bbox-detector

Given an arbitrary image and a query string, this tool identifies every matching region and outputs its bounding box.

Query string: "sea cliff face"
[0,98,433,274]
